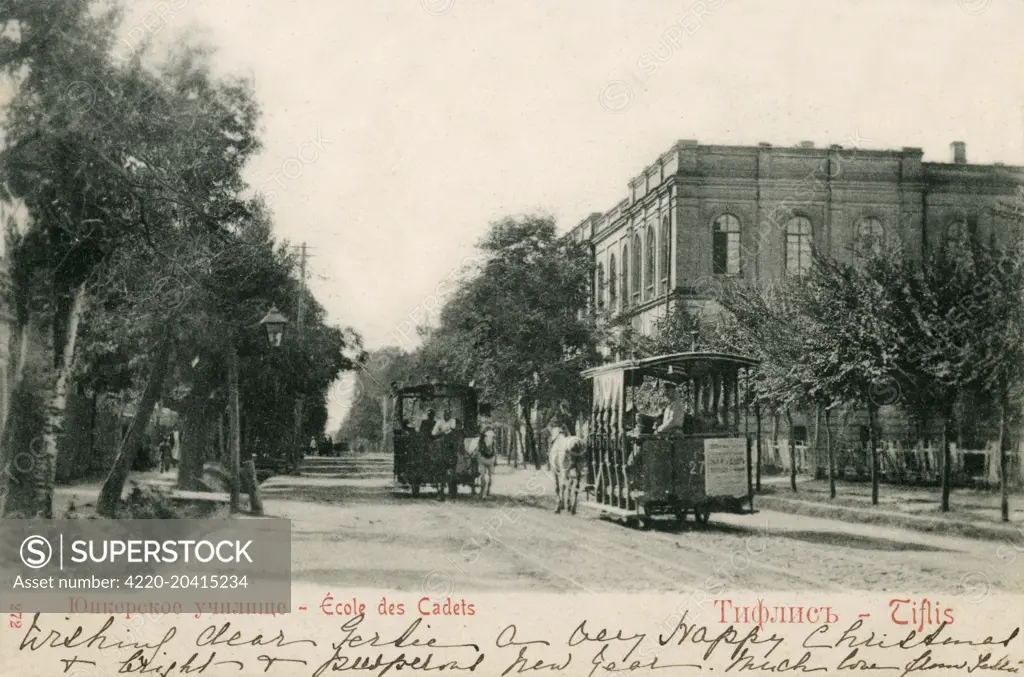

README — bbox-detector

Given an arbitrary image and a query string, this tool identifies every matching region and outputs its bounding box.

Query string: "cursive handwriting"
[659,611,786,661]
[312,615,484,677]
[197,622,317,649]
[11,607,1024,676]
[805,620,1020,653]
[20,613,178,659]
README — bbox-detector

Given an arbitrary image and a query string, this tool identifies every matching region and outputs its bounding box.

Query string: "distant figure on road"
[159,436,173,473]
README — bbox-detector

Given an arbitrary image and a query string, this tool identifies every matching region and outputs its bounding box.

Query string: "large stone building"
[571,139,1024,334]
[569,139,1024,483]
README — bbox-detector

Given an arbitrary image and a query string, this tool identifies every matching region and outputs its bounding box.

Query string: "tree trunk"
[0,321,29,517]
[868,402,879,506]
[999,380,1010,523]
[227,343,242,513]
[521,395,538,470]
[771,411,780,473]
[291,396,304,474]
[786,409,797,492]
[242,456,263,515]
[0,322,28,468]
[755,404,762,492]
[825,407,835,499]
[941,407,953,513]
[812,405,821,479]
[97,331,175,517]
[87,391,99,473]
[36,283,88,518]
[177,392,211,491]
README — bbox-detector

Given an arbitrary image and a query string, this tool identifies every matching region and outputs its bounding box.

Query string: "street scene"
[4,0,1024,615]
[264,453,1024,598]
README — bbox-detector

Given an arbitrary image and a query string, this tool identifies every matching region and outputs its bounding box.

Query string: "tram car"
[580,352,759,529]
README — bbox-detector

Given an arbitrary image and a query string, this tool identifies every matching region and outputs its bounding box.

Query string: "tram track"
[436,500,598,593]
[508,470,958,593]
[534,505,824,592]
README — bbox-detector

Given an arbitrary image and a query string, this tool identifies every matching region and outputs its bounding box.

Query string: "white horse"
[549,426,585,515]
[464,429,496,498]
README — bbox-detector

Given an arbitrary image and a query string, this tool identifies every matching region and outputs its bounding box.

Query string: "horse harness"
[477,431,495,459]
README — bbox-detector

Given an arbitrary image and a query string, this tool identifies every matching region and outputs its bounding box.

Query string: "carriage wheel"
[694,507,711,526]
[411,483,420,497]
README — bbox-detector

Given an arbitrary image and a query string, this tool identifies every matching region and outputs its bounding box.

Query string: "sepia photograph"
[3,0,1024,674]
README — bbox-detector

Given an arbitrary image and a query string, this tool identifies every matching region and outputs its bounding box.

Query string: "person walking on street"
[159,436,173,473]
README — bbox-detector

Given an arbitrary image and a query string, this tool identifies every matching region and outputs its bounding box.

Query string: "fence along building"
[569,139,1024,486]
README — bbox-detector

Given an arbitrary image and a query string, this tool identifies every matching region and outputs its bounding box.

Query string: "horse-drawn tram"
[392,382,481,498]
[580,352,759,529]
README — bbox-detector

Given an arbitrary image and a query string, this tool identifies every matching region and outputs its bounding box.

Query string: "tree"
[1,2,359,516]
[340,347,418,446]
[419,215,598,468]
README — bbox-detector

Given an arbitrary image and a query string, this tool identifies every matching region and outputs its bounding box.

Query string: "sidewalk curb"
[755,494,1024,542]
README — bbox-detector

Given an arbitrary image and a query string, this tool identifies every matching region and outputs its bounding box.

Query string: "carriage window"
[712,214,741,275]
[785,216,813,277]
[660,216,670,294]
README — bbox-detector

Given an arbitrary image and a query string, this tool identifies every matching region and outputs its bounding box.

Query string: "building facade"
[569,139,1024,484]
[571,139,1024,333]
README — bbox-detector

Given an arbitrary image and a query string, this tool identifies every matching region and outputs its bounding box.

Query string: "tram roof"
[581,352,760,384]
[395,382,477,397]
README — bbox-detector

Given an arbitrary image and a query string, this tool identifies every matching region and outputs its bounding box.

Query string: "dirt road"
[263,453,1023,602]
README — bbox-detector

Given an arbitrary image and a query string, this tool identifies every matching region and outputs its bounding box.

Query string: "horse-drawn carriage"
[578,352,759,529]
[392,382,490,498]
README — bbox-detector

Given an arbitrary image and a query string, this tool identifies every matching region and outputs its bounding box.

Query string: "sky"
[120,0,1024,431]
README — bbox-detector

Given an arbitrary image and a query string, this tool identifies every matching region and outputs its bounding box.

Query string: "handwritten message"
[5,600,1022,677]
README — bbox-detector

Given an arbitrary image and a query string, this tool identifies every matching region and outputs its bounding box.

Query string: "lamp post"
[226,307,288,514]
[259,306,288,347]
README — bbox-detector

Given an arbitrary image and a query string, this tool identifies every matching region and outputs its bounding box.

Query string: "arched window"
[785,216,813,277]
[608,254,618,310]
[595,263,605,309]
[660,216,671,294]
[644,225,656,300]
[856,217,884,256]
[713,214,741,275]
[620,244,630,308]
[631,233,642,304]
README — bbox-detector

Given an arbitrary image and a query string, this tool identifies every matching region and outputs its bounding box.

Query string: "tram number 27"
[687,459,704,476]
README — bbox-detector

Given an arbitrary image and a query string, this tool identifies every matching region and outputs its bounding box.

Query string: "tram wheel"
[694,507,711,526]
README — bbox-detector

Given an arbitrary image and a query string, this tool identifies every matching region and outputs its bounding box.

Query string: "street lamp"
[259,306,289,347]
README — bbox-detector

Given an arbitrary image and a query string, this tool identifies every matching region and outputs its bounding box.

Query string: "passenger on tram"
[656,382,688,434]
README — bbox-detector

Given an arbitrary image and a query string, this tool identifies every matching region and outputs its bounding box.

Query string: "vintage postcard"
[2,0,1024,675]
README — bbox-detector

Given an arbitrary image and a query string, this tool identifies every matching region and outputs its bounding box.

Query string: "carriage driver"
[656,381,688,434]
